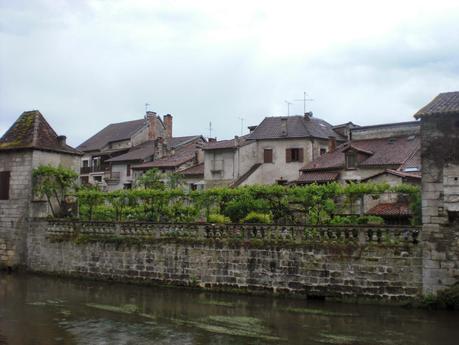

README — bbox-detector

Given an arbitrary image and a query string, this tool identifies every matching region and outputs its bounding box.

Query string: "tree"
[135,168,165,190]
[32,165,78,217]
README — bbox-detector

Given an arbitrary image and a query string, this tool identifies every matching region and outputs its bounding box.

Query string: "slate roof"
[247,115,344,140]
[0,110,82,155]
[367,203,411,217]
[77,118,146,152]
[415,91,459,118]
[301,135,420,172]
[178,163,204,176]
[106,136,203,163]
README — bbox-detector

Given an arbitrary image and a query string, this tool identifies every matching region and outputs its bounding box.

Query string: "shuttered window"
[264,149,273,163]
[0,171,11,200]
[286,148,303,163]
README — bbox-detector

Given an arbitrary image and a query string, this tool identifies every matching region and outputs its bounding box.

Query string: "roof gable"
[247,115,342,140]
[302,135,420,171]
[0,110,82,155]
[415,91,459,118]
[77,118,146,152]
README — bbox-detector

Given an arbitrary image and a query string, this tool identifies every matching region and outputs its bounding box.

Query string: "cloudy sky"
[1,0,459,146]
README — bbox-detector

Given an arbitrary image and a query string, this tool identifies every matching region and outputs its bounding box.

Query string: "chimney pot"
[57,135,67,146]
[163,114,173,139]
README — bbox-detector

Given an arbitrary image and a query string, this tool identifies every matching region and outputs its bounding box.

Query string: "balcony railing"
[80,164,110,174]
[103,171,121,184]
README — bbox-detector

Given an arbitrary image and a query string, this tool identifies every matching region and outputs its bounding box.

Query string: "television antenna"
[284,100,293,116]
[293,91,314,114]
[145,103,150,113]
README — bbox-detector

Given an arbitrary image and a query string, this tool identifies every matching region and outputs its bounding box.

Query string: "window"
[286,148,303,163]
[93,176,102,182]
[0,171,10,200]
[320,148,327,156]
[264,149,273,163]
[82,160,89,167]
[345,152,357,169]
[127,164,131,177]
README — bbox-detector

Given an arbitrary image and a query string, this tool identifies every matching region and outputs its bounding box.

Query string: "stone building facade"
[415,92,459,294]
[0,111,81,269]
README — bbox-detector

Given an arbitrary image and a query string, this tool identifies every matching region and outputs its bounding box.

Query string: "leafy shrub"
[207,214,231,224]
[356,215,384,225]
[241,212,272,224]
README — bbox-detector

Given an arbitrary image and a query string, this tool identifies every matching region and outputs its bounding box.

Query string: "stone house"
[77,111,172,188]
[131,137,206,191]
[77,111,204,190]
[297,121,421,185]
[296,121,421,220]
[203,113,347,187]
[0,110,82,268]
[414,91,459,294]
[105,135,204,191]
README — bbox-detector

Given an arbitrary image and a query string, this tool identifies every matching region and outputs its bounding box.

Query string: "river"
[0,274,458,345]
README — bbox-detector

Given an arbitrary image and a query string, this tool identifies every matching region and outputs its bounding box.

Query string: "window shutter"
[298,148,304,162]
[286,149,292,163]
[264,149,273,163]
[0,171,11,200]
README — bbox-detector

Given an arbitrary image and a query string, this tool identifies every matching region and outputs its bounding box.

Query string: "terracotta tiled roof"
[178,163,204,176]
[297,171,339,183]
[77,118,146,152]
[0,110,82,155]
[106,136,203,163]
[203,134,252,151]
[301,135,420,172]
[247,115,344,140]
[415,91,459,118]
[367,203,411,217]
[361,169,421,182]
[132,144,196,170]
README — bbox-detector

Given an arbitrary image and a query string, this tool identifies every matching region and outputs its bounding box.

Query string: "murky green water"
[0,274,458,345]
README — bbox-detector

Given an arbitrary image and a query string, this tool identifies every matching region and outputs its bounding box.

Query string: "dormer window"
[345,151,357,169]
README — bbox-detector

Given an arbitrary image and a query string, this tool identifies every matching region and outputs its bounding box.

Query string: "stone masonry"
[26,220,423,301]
[419,113,459,294]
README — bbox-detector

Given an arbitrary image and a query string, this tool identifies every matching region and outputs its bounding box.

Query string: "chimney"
[57,135,67,147]
[304,111,313,120]
[328,136,336,152]
[208,137,217,142]
[163,114,173,139]
[281,118,288,136]
[145,111,157,140]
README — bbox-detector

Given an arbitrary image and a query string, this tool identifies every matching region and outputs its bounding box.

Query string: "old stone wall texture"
[0,151,33,268]
[421,114,459,294]
[27,220,423,301]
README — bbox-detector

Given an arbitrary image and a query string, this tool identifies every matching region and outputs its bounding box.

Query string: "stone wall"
[26,220,423,301]
[420,114,459,294]
[0,149,81,269]
[0,151,33,268]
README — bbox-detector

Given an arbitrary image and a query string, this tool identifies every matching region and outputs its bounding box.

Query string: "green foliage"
[420,284,459,310]
[207,214,231,224]
[241,212,272,224]
[74,182,421,224]
[135,168,165,190]
[33,165,78,217]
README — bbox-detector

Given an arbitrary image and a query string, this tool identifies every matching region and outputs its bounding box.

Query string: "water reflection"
[0,274,458,345]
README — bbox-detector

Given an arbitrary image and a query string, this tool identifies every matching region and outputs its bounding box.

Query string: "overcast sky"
[1,0,459,146]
